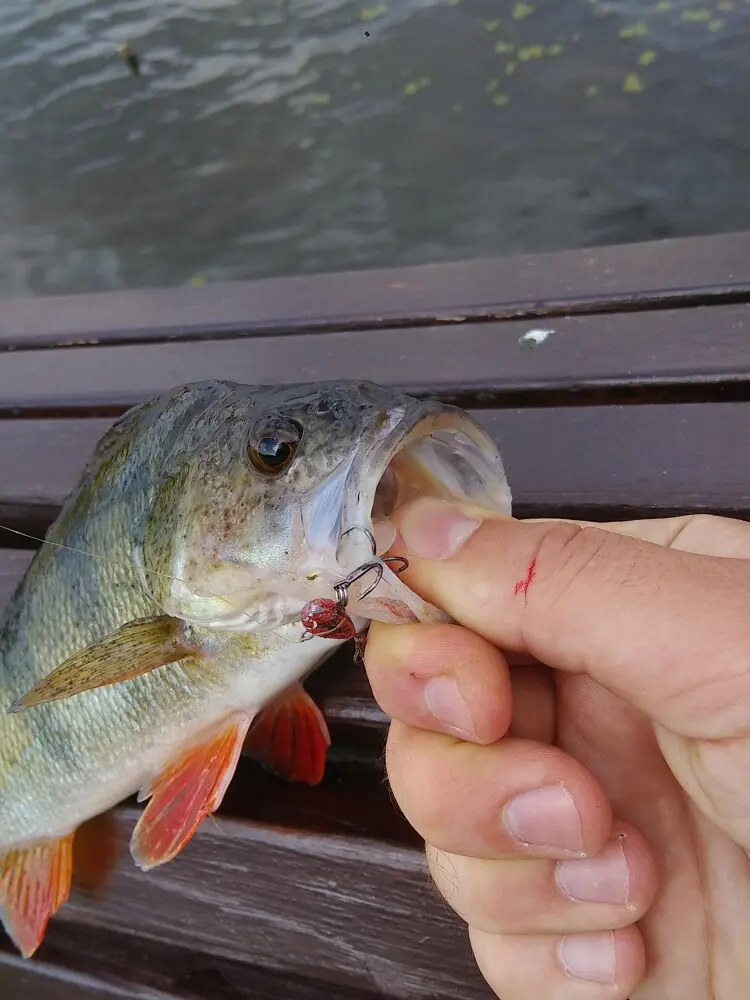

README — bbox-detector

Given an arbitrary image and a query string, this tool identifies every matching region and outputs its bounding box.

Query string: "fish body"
[0,379,512,955]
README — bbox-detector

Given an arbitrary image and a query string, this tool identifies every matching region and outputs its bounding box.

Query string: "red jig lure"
[300,597,367,664]
[298,540,410,667]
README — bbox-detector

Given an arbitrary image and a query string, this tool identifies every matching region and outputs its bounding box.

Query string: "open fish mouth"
[334,403,513,625]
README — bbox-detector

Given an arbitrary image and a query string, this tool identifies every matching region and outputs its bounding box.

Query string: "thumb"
[389,498,750,742]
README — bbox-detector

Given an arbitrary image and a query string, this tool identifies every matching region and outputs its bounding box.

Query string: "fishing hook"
[338,525,410,591]
[297,526,410,642]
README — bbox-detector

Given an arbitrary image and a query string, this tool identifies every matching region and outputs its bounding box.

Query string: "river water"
[0,0,748,297]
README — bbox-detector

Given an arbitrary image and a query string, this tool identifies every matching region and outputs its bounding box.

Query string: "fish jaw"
[333,404,512,623]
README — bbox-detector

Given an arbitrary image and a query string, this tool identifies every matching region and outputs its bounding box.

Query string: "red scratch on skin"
[513,558,537,604]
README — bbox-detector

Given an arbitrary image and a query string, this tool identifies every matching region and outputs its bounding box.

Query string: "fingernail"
[502,784,583,854]
[555,839,630,905]
[558,931,617,984]
[423,676,477,740]
[398,498,481,560]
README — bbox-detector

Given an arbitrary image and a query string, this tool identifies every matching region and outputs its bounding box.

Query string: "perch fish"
[0,379,512,957]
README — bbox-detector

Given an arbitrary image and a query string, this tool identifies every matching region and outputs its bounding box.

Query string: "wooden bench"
[1,230,750,1000]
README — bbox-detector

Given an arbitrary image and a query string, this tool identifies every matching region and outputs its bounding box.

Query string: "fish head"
[136,380,512,632]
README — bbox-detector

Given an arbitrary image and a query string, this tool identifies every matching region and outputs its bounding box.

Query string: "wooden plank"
[47,809,490,1000]
[3,922,389,1000]
[1,232,750,350]
[1,305,750,415]
[1,404,749,533]
[0,952,172,1000]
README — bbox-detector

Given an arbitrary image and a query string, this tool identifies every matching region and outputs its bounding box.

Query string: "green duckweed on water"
[383,0,747,117]
[623,72,644,92]
[680,7,712,19]
[360,4,387,22]
[304,92,331,106]
[512,2,534,19]
[619,20,648,37]
[517,44,546,60]
[403,76,430,96]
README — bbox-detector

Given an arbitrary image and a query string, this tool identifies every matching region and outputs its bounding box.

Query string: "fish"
[0,379,512,958]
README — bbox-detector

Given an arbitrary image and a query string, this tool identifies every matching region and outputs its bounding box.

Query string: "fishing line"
[0,523,251,617]
[0,523,328,643]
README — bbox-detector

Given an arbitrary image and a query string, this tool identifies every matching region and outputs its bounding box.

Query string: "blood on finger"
[514,558,537,603]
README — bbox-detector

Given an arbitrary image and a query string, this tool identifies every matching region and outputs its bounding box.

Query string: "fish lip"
[336,401,511,571]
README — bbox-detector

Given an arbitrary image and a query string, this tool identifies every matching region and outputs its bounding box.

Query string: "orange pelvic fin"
[0,834,74,957]
[243,684,331,785]
[130,713,251,871]
[72,809,121,895]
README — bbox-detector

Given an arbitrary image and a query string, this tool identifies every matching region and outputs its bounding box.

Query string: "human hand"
[365,499,750,999]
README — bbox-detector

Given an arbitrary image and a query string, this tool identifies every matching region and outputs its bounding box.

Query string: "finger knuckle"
[527,524,627,619]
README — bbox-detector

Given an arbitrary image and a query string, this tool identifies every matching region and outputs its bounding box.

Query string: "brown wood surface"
[2,231,750,998]
[0,950,172,1000]
[49,810,486,1000]
[1,922,405,1000]
[1,231,749,350]
[1,304,750,416]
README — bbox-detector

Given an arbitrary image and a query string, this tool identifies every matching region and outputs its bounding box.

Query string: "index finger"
[386,500,750,740]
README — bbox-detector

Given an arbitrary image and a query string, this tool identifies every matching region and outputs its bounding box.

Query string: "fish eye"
[248,417,302,474]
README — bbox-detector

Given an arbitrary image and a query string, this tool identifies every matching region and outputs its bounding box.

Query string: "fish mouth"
[166,402,512,635]
[334,402,512,620]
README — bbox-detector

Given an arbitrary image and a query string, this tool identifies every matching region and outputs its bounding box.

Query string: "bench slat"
[1,233,749,349]
[3,920,407,1000]
[0,952,171,1000]
[52,809,489,1000]
[1,305,750,416]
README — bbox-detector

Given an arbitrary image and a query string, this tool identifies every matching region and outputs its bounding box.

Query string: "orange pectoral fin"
[130,713,251,872]
[0,835,74,958]
[243,684,331,786]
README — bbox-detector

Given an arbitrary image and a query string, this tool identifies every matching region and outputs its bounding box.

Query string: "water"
[0,0,748,297]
